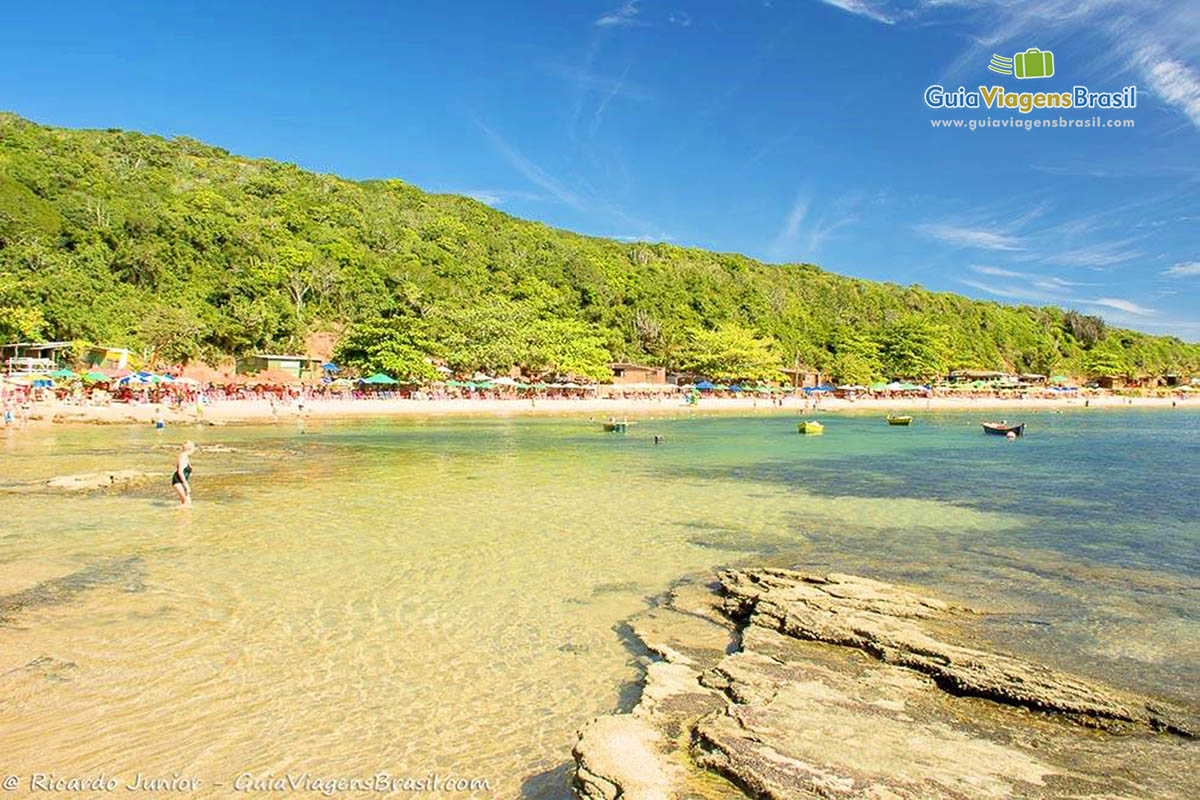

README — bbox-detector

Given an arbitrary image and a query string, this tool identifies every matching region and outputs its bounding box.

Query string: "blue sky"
[1,1,1197,338]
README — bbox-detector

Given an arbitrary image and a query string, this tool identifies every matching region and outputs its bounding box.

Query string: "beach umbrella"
[50,367,79,380]
[361,373,399,385]
[172,376,200,386]
[728,384,743,392]
[695,381,716,390]
[322,362,339,373]
[434,365,453,374]
[491,376,521,387]
[82,371,110,382]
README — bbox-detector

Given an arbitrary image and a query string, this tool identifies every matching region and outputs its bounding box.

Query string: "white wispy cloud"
[770,192,812,258]
[595,1,645,27]
[1131,44,1200,129]
[475,122,584,210]
[770,191,862,259]
[1089,297,1156,316]
[916,223,1024,251]
[816,0,895,25]
[959,273,1158,319]
[668,12,693,27]
[958,278,1056,303]
[1162,261,1200,277]
[970,265,1025,278]
[1047,240,1144,268]
[467,191,501,207]
[969,265,1093,289]
[459,188,551,208]
[613,232,676,243]
[545,64,653,102]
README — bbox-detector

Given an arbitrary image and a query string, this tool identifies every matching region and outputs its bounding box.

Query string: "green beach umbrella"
[50,368,79,379]
[361,373,399,385]
[82,371,110,382]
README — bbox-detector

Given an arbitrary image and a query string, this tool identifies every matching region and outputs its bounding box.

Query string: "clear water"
[1,410,1197,797]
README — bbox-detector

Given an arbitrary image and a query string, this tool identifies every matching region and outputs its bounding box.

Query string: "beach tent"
[12,373,54,387]
[361,373,399,385]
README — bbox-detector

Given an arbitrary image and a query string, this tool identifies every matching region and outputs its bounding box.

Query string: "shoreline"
[6,393,1197,429]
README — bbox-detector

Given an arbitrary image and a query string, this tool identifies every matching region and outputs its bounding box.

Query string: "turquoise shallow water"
[0,409,1197,797]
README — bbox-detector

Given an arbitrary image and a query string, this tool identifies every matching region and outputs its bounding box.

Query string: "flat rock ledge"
[572,568,1198,800]
[0,470,162,494]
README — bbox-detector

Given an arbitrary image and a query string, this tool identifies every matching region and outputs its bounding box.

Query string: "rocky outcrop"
[43,470,161,492]
[0,470,163,494]
[572,569,1198,799]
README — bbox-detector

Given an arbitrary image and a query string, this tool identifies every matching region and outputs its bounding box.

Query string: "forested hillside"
[0,113,1195,382]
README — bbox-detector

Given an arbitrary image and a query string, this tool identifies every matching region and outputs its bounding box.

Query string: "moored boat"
[602,420,630,433]
[886,415,912,426]
[797,420,824,435]
[982,421,1025,437]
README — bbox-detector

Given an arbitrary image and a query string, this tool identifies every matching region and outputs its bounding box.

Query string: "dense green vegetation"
[1,113,1196,382]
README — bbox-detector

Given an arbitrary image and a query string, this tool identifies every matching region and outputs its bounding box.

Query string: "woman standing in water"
[171,441,196,507]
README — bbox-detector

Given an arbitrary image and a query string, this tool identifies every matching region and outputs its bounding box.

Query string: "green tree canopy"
[0,113,1195,381]
[678,324,780,382]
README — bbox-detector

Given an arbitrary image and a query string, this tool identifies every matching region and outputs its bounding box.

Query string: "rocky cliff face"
[572,569,1198,799]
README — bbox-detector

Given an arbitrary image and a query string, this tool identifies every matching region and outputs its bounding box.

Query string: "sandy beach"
[7,392,1195,428]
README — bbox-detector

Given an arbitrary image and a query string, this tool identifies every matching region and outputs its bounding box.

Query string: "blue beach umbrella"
[695,380,716,390]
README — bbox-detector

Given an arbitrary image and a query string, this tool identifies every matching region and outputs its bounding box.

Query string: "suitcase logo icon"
[988,48,1055,79]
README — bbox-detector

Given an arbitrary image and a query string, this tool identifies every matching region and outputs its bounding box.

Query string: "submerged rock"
[572,569,1198,799]
[43,470,160,492]
[0,470,163,494]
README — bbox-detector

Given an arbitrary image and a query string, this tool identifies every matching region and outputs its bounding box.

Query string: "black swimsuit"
[171,464,192,486]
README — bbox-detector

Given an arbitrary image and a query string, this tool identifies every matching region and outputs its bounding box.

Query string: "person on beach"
[171,441,196,507]
[154,407,166,431]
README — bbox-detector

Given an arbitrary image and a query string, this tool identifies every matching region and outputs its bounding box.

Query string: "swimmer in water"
[171,441,196,507]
